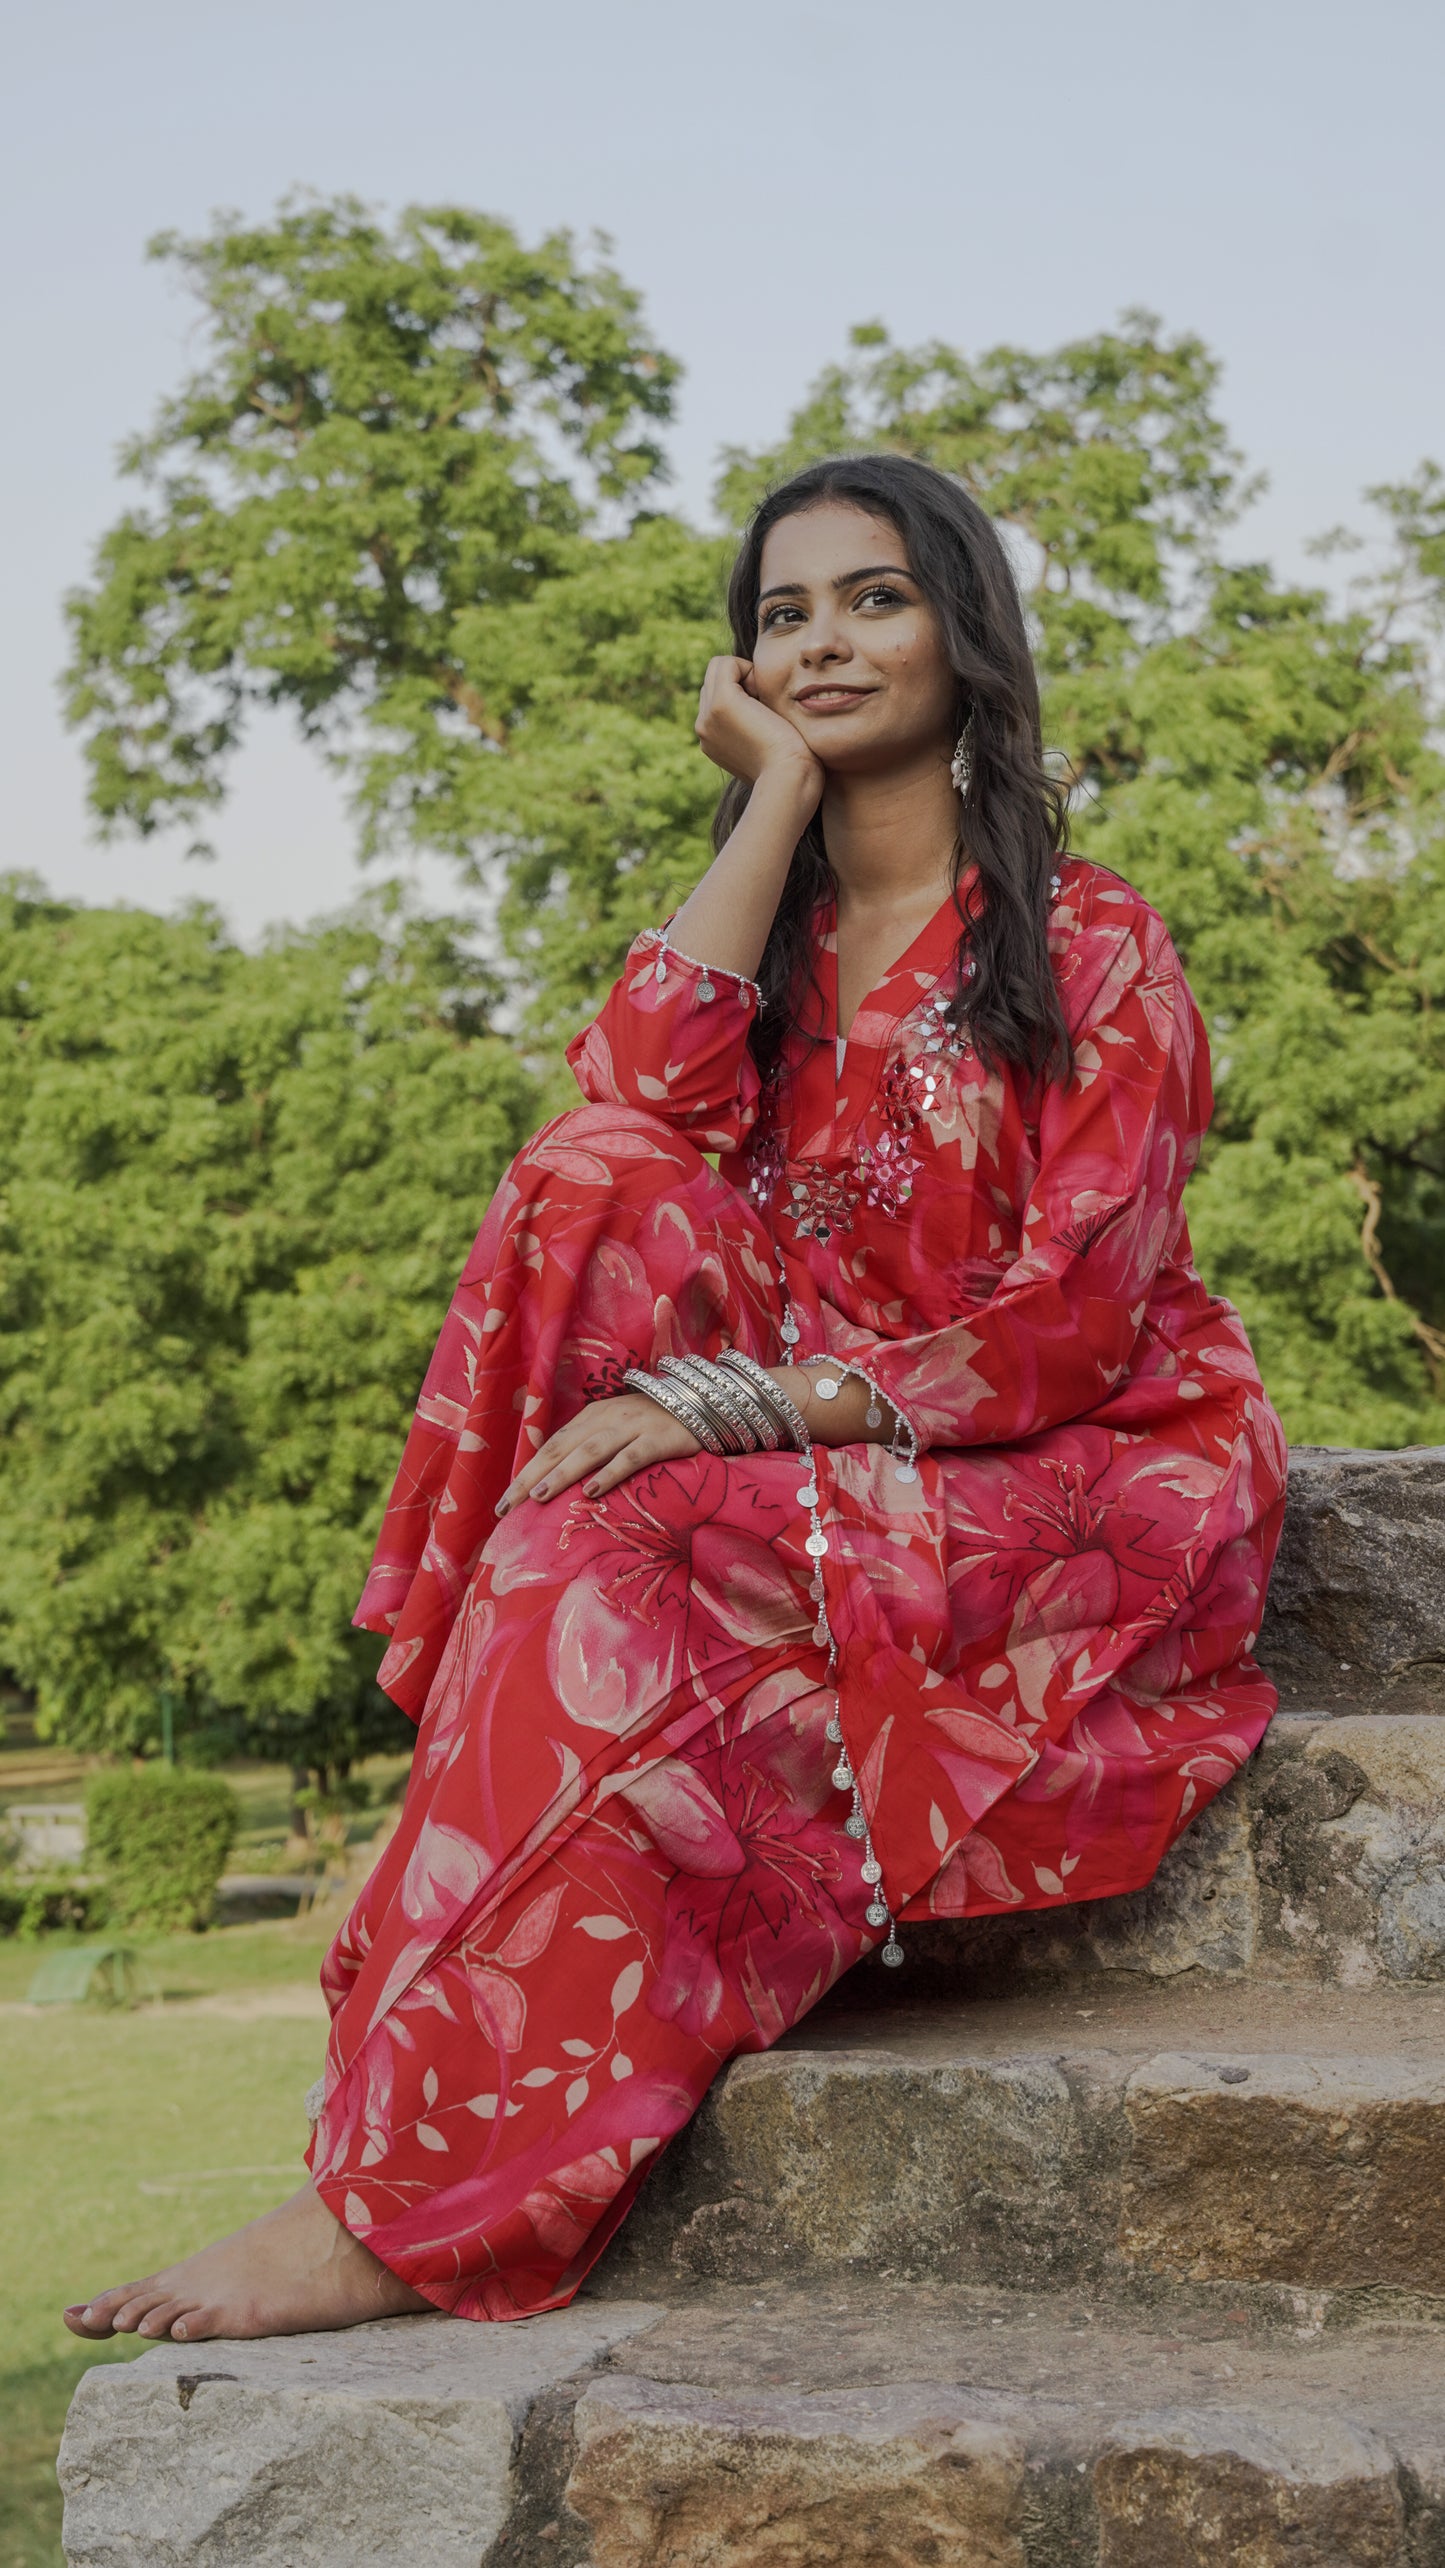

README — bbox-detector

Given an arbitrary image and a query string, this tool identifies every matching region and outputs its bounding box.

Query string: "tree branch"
[438,671,505,742]
[1349,1160,1445,1387]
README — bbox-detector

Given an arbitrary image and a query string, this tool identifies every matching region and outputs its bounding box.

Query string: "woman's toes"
[169,2308,218,2343]
[108,2286,169,2335]
[136,2299,188,2340]
[64,2284,143,2338]
[63,2303,112,2340]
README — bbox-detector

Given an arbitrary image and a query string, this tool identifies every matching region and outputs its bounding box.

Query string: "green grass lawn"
[1,1913,333,2568]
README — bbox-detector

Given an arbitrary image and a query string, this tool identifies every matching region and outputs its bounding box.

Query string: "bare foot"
[63,2181,431,2344]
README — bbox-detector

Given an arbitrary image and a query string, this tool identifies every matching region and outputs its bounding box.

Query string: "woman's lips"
[794,687,875,712]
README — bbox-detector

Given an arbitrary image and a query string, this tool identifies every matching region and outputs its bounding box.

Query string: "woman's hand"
[695,655,824,799]
[496,1394,701,1517]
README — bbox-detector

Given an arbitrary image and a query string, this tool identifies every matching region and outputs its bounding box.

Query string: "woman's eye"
[760,603,802,632]
[857,583,904,610]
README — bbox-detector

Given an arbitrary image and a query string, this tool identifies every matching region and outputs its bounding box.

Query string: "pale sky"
[5,0,1442,941]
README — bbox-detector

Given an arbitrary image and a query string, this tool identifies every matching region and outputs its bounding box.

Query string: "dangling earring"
[950,717,974,797]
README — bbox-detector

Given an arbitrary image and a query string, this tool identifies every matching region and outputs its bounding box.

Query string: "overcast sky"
[6,0,1442,940]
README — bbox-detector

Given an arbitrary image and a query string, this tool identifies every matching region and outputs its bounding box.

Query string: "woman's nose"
[797,618,850,666]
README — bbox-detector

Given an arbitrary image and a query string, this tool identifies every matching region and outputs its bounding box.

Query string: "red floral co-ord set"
[306,857,1288,2319]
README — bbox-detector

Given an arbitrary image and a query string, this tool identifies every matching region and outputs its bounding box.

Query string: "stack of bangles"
[619,1347,920,1481]
[620,1347,809,1456]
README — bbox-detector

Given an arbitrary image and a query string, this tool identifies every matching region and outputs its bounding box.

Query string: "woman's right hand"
[494,1394,701,1515]
[695,656,824,801]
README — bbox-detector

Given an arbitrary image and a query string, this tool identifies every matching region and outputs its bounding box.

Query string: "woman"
[66,454,1287,2347]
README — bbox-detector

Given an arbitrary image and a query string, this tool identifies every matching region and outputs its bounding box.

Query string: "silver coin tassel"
[771,1262,905,1967]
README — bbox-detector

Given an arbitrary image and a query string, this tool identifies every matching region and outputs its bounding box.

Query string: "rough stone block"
[1255,1715,1445,1984]
[1093,2407,1407,2567]
[613,2047,1098,2290]
[1260,1446,1445,1698]
[1119,2051,1445,2290]
[901,1780,1259,1990]
[58,2303,660,2568]
[567,2374,1027,2568]
[891,1710,1445,1993]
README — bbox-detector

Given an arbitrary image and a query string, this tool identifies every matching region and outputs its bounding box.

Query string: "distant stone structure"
[5,1802,85,1871]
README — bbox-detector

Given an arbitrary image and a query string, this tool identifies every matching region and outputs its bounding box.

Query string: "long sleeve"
[565,926,763,1152]
[864,910,1211,1449]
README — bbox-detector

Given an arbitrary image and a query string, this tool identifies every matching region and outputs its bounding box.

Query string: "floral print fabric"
[313,858,1287,2312]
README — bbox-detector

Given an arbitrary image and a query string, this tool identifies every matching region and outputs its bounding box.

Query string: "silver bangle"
[716,1347,810,1454]
[712,1369,786,1449]
[667,1356,782,1452]
[622,1366,727,1455]
[657,1356,756,1454]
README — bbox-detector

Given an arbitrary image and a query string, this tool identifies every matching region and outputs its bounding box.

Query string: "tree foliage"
[64,195,678,855]
[86,1766,240,1932]
[0,878,537,1757]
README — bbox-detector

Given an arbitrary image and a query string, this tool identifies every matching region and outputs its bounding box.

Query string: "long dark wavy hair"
[716,454,1071,1086]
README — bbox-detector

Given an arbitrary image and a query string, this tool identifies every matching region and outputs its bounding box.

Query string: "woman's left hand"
[496,1394,701,1517]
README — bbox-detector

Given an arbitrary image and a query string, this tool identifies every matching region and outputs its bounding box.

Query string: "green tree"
[63,194,679,858]
[0,879,537,1760]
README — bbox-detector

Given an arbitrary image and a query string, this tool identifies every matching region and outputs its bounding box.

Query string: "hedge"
[84,1767,240,1931]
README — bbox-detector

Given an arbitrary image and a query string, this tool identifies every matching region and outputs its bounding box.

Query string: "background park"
[3,2,1444,2559]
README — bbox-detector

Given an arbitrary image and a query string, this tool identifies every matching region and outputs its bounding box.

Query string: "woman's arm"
[666,656,824,979]
[565,658,821,1143]
[495,1358,893,1519]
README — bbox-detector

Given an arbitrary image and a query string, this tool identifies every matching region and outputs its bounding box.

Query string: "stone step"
[60,2279,1445,2565]
[598,1976,1445,2307]
[911,1709,1445,1989]
[1259,1444,1445,1715]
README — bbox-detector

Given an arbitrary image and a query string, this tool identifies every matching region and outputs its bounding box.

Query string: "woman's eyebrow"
[758,563,917,605]
[833,563,915,589]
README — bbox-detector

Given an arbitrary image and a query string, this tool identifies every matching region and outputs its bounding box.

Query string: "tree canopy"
[0,879,536,1758]
[64,196,678,856]
[26,195,1445,1752]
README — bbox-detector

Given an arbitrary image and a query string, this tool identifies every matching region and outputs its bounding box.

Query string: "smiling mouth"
[794,686,876,711]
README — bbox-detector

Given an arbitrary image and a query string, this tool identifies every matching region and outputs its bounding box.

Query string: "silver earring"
[950,720,974,797]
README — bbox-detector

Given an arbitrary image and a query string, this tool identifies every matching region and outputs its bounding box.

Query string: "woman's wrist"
[769,1364,890,1448]
[748,749,823,820]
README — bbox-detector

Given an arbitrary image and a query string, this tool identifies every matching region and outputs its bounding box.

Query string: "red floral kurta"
[564,857,1288,1919]
[309,858,1286,2317]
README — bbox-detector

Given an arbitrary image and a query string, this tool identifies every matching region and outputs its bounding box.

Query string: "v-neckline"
[818,878,971,1052]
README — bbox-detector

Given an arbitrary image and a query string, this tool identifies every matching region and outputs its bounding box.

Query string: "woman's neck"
[820,750,959,921]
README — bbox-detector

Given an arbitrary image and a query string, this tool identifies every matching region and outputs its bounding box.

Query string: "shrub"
[0,1874,109,1939]
[85,1767,240,1931]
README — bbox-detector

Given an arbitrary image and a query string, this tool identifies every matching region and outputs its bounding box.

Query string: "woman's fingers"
[497,1424,598,1513]
[578,1440,654,1498]
[496,1397,699,1514]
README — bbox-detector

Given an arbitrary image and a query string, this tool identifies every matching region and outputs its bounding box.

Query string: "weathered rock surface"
[599,1978,1445,2301]
[1120,2049,1445,2289]
[1091,2408,1407,2568]
[569,2375,1028,2567]
[63,2281,1445,2566]
[1259,1445,1445,1700]
[894,1711,1445,1989]
[57,2303,661,2568]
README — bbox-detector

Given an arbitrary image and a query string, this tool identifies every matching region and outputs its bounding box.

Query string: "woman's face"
[749,501,957,775]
